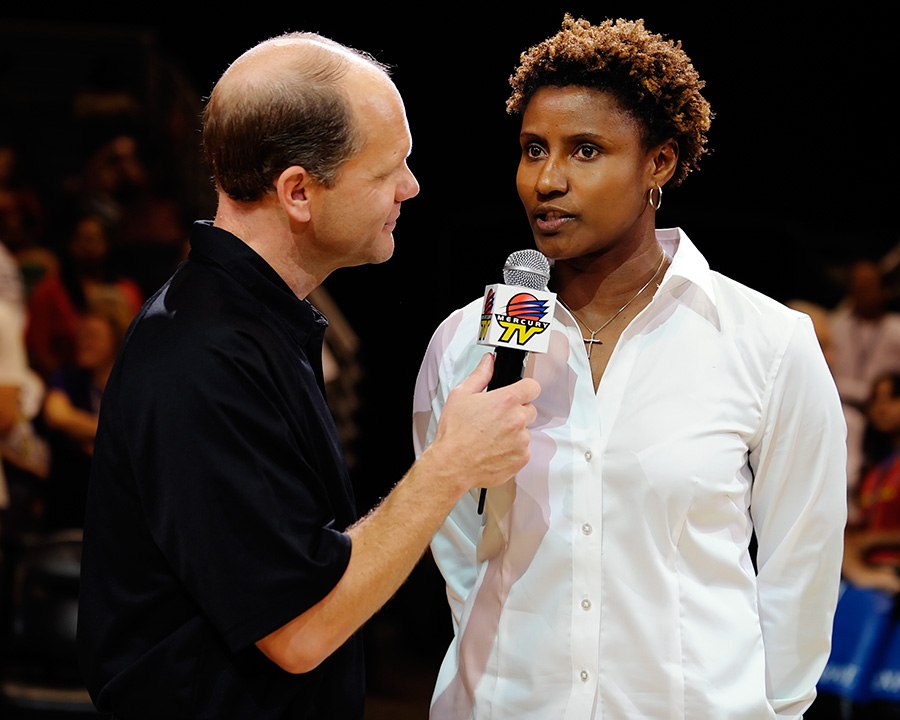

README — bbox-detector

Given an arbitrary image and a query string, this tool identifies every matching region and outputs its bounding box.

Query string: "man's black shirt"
[78,221,363,718]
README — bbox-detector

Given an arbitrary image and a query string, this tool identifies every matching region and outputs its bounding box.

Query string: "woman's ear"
[650,139,679,187]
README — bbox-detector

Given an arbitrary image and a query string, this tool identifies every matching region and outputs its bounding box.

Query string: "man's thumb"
[458,353,494,394]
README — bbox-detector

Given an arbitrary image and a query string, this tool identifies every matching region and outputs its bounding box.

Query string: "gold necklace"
[560,252,667,359]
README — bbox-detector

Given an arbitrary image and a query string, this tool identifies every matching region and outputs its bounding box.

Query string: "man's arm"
[255,353,539,673]
[749,317,847,718]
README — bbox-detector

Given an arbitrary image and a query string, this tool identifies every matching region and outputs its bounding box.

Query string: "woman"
[842,373,900,593]
[41,290,133,530]
[26,212,142,378]
[414,16,847,719]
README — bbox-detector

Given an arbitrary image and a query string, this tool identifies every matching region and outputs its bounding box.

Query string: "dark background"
[1,3,898,711]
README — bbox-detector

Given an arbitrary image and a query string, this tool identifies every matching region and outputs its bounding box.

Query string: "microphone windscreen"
[502,249,550,291]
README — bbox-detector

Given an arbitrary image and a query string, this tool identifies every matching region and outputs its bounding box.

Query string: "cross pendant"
[584,331,602,359]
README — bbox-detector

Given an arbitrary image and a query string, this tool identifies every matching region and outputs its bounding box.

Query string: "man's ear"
[649,139,679,188]
[275,165,316,224]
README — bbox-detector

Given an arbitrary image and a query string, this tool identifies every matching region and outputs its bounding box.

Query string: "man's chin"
[352,238,395,268]
[373,236,396,264]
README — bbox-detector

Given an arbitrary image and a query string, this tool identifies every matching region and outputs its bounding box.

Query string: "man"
[77,33,539,719]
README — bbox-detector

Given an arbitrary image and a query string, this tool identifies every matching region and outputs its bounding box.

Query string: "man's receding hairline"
[203,32,395,197]
[224,33,388,85]
[211,36,358,119]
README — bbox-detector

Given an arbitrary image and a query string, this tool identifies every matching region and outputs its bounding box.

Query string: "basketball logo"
[506,293,548,322]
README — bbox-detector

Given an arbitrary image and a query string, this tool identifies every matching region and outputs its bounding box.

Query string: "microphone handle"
[478,346,529,514]
[486,345,528,391]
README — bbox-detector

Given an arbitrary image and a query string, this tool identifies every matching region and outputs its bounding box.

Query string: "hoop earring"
[648,183,663,211]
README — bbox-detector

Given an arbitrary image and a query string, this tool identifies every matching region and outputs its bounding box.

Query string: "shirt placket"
[566,317,605,717]
[564,293,661,718]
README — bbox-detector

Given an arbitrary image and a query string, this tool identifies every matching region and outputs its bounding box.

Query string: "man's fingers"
[455,353,541,413]
[505,376,540,406]
[456,353,494,395]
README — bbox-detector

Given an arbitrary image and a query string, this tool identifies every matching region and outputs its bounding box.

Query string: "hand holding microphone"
[476,249,555,513]
[429,352,538,499]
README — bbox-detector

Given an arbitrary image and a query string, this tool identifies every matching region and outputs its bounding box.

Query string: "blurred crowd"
[0,127,188,540]
[0,100,197,711]
[803,259,900,719]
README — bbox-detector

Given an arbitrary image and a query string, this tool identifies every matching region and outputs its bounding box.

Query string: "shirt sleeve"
[413,310,484,629]
[749,315,848,718]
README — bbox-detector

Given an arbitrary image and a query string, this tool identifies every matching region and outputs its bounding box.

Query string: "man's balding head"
[203,33,389,203]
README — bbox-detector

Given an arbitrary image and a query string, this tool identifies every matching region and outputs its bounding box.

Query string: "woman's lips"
[534,211,574,234]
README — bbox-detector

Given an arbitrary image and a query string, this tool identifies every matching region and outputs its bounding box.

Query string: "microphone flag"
[477,283,557,355]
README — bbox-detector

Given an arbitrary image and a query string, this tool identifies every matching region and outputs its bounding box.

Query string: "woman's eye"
[524,144,545,159]
[577,145,600,159]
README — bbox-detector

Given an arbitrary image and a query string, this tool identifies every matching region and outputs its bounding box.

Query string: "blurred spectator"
[0,140,54,303]
[831,261,900,408]
[842,373,900,592]
[26,211,141,379]
[0,141,44,255]
[0,239,48,535]
[308,285,362,471]
[830,261,900,507]
[62,126,187,299]
[41,289,132,531]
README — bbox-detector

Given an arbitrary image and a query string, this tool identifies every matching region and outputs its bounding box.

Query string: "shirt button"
[581,598,592,611]
[584,450,593,462]
[580,670,590,683]
[582,523,593,536]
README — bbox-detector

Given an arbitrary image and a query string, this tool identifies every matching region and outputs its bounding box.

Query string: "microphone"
[477,249,554,514]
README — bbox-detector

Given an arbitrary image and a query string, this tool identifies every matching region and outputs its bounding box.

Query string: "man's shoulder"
[135,259,273,346]
[111,262,290,403]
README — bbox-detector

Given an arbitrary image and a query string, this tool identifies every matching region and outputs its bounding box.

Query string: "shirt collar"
[187,220,328,344]
[656,227,718,308]
[551,227,719,328]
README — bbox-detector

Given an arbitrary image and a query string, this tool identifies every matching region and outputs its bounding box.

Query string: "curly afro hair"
[507,15,712,187]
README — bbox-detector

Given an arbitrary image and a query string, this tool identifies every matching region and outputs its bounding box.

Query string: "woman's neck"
[554,235,666,318]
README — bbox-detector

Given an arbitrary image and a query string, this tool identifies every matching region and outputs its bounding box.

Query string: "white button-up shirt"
[413,228,847,719]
